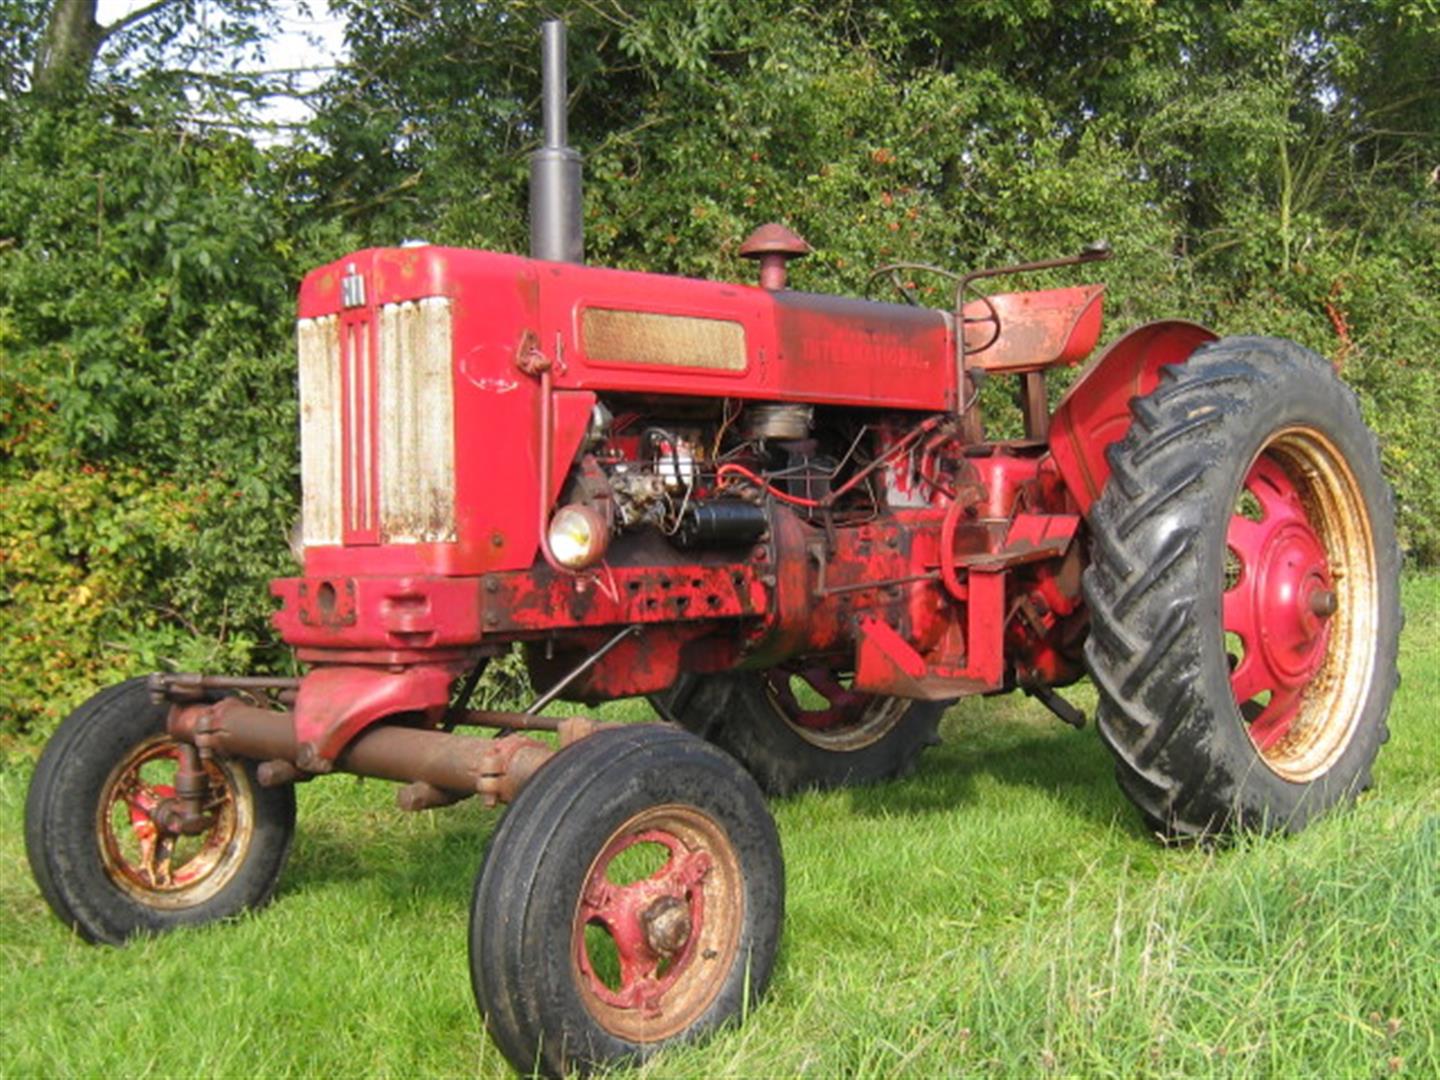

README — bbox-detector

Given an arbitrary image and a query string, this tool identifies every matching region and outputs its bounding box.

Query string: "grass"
[2,574,1436,1078]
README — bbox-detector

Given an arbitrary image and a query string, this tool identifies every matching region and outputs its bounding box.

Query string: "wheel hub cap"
[1224,453,1335,751]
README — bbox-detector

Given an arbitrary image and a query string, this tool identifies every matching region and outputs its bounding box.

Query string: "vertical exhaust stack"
[530,19,584,263]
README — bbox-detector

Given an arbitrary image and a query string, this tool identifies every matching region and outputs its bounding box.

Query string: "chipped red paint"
[261,241,1217,767]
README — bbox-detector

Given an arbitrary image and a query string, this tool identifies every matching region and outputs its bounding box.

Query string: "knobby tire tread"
[1082,336,1400,837]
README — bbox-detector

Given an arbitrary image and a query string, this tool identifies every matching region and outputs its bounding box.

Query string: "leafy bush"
[2,0,1435,742]
[0,95,357,741]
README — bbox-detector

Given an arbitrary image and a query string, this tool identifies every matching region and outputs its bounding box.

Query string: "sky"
[95,0,349,126]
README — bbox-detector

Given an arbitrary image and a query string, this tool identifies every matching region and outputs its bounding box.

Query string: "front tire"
[653,669,943,795]
[25,678,296,943]
[470,725,783,1077]
[1083,336,1401,837]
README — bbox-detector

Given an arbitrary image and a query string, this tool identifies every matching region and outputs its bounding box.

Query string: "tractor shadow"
[839,696,1150,837]
[282,786,501,906]
[278,692,1152,907]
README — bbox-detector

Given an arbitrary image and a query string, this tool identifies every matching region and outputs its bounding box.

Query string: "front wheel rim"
[1222,426,1379,782]
[96,736,254,908]
[572,804,743,1043]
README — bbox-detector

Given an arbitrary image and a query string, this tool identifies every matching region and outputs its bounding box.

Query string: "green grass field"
[3,575,1436,1078]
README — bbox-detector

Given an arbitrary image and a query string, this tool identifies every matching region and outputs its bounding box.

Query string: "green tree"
[2,0,1435,742]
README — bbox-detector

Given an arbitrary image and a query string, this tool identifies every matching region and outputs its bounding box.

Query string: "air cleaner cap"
[739,223,810,290]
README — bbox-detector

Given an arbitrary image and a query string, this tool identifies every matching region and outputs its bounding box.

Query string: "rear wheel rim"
[1222,427,1378,782]
[572,804,743,1043]
[96,736,253,908]
[762,665,908,751]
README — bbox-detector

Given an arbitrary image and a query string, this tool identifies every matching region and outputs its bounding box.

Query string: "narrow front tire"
[470,724,784,1076]
[25,678,296,943]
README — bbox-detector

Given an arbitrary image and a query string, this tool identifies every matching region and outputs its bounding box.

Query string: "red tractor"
[25,21,1400,1078]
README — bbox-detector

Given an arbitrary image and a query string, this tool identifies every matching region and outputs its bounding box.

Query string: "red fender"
[1048,320,1218,516]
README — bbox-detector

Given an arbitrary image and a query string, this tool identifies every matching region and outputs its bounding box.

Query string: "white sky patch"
[96,0,349,130]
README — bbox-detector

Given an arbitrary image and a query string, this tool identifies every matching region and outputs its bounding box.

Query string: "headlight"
[547,504,609,569]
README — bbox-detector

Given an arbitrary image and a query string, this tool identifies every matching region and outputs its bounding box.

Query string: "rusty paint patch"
[378,298,457,542]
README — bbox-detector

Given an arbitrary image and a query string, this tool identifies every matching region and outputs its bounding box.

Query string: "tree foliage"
[1,0,1436,739]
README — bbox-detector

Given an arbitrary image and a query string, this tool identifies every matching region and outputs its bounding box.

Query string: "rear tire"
[652,670,943,795]
[1083,336,1400,837]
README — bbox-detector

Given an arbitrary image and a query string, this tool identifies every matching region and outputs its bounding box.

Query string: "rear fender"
[1048,320,1217,516]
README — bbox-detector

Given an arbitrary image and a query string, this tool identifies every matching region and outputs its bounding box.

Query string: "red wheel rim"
[573,805,742,1042]
[763,664,908,750]
[97,736,251,907]
[1221,428,1379,781]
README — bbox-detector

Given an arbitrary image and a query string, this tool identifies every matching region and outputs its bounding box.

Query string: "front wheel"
[1083,336,1401,837]
[470,725,784,1077]
[25,678,296,943]
[652,668,943,795]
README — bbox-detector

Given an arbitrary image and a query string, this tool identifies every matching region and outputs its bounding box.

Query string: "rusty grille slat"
[297,315,342,546]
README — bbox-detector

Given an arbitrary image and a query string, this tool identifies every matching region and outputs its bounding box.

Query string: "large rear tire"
[652,668,943,796]
[1083,336,1401,837]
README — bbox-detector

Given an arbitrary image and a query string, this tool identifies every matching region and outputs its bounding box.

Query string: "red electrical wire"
[716,463,823,508]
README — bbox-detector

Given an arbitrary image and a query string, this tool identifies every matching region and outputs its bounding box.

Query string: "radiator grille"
[296,297,455,547]
[343,315,377,539]
[378,299,456,542]
[297,315,342,546]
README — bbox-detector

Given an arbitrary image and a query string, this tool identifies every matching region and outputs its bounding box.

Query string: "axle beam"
[166,698,603,808]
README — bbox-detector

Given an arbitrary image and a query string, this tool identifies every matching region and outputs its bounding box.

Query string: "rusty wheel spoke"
[120,777,170,822]
[147,833,178,888]
[1247,685,1303,750]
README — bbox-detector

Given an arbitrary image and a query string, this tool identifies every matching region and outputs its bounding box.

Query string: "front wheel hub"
[573,806,740,1039]
[642,895,693,956]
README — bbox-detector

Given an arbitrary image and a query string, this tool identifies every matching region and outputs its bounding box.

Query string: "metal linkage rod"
[525,624,640,715]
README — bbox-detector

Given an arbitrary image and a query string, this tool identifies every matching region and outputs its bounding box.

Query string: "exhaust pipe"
[529,19,583,263]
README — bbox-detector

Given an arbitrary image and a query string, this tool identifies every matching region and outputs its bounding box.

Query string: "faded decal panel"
[770,291,954,408]
[378,298,457,543]
[581,308,747,372]
[297,315,342,546]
